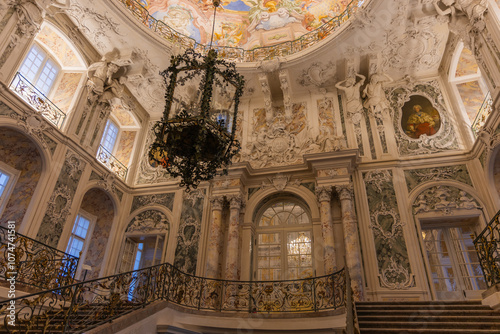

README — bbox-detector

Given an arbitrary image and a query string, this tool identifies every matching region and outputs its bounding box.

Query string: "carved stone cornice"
[335,184,354,201]
[210,196,224,211]
[315,186,332,203]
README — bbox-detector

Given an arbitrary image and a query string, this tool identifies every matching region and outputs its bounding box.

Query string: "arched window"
[255,198,313,281]
[448,42,489,134]
[11,23,86,128]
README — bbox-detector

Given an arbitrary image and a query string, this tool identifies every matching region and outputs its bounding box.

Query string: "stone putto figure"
[86,53,126,104]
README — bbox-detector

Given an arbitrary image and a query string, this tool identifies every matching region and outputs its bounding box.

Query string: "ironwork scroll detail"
[0,226,79,291]
[0,262,346,333]
[96,145,128,181]
[9,72,66,128]
[473,211,500,287]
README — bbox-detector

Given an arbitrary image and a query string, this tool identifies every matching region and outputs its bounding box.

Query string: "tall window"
[19,44,60,96]
[66,213,93,259]
[100,120,119,153]
[256,199,313,281]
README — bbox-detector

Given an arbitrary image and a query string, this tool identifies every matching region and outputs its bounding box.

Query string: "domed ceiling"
[138,0,362,49]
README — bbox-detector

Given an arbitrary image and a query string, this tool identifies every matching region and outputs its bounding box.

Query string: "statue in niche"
[433,0,488,43]
[335,73,366,124]
[362,72,393,118]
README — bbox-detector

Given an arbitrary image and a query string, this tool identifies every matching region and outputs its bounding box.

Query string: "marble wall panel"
[80,188,115,279]
[173,189,205,274]
[51,72,82,113]
[130,193,175,213]
[404,165,472,192]
[114,131,136,166]
[36,25,81,68]
[0,129,42,227]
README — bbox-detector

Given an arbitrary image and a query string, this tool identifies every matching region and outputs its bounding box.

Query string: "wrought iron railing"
[9,72,66,128]
[96,145,128,181]
[117,0,363,62]
[473,211,500,287]
[0,225,79,291]
[0,263,346,333]
[472,91,493,137]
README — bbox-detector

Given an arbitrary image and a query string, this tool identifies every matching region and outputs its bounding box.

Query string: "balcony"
[9,72,66,129]
[96,144,128,181]
[472,91,493,137]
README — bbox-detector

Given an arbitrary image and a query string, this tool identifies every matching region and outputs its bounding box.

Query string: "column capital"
[228,194,244,210]
[210,196,224,211]
[315,186,333,203]
[335,183,354,201]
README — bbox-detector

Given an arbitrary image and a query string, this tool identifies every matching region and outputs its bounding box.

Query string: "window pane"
[19,45,45,82]
[101,120,119,152]
[36,58,59,96]
[0,171,10,197]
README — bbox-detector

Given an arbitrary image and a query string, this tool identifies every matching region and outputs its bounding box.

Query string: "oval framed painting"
[401,95,441,139]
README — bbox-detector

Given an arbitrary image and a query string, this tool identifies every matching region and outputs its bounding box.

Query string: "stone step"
[359,329,500,334]
[356,309,499,316]
[356,304,492,311]
[359,321,500,330]
[358,315,500,323]
[356,301,483,306]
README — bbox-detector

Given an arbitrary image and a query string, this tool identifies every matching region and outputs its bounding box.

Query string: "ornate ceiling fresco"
[139,0,362,49]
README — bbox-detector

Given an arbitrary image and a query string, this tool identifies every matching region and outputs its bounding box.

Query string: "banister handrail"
[0,262,346,333]
[0,225,79,291]
[473,210,500,287]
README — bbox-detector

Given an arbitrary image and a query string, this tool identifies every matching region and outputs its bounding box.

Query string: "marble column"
[205,196,224,279]
[316,186,336,274]
[224,195,243,280]
[336,184,364,301]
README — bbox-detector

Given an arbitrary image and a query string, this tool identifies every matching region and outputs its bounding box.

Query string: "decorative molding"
[413,185,481,215]
[388,80,460,156]
[404,165,472,192]
[130,193,175,213]
[136,121,172,185]
[210,196,224,211]
[379,258,415,290]
[315,186,332,203]
[228,195,244,210]
[335,184,353,201]
[126,210,169,234]
[298,61,336,88]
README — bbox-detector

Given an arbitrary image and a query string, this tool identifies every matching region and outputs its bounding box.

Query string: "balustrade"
[0,262,346,333]
[9,72,66,129]
[473,211,500,287]
[0,225,79,291]
[96,145,128,181]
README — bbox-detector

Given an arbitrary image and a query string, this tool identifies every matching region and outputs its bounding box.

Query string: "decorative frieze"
[126,210,169,233]
[404,165,472,192]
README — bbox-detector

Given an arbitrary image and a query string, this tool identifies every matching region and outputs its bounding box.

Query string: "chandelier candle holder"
[149,1,245,190]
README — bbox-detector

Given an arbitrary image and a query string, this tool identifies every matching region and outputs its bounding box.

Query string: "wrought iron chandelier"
[149,0,244,191]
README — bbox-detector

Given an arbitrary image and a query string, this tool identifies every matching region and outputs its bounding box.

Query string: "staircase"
[356,301,500,333]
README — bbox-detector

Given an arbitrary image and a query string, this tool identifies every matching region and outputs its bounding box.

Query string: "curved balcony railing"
[473,210,500,287]
[96,145,128,181]
[471,91,492,137]
[9,72,66,129]
[0,225,79,291]
[117,0,363,62]
[0,262,346,333]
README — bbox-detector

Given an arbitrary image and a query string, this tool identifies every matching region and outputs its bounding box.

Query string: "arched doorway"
[0,128,43,229]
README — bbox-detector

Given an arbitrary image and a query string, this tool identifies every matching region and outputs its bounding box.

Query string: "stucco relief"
[413,185,481,215]
[136,121,172,185]
[130,193,175,213]
[388,81,460,156]
[404,165,472,192]
[382,15,446,73]
[242,103,345,168]
[36,150,86,247]
[363,169,414,290]
[126,210,169,234]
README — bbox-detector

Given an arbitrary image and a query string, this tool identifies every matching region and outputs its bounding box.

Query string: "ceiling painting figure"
[141,0,361,48]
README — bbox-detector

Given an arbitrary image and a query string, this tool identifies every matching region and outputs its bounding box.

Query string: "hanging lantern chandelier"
[149,0,245,191]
